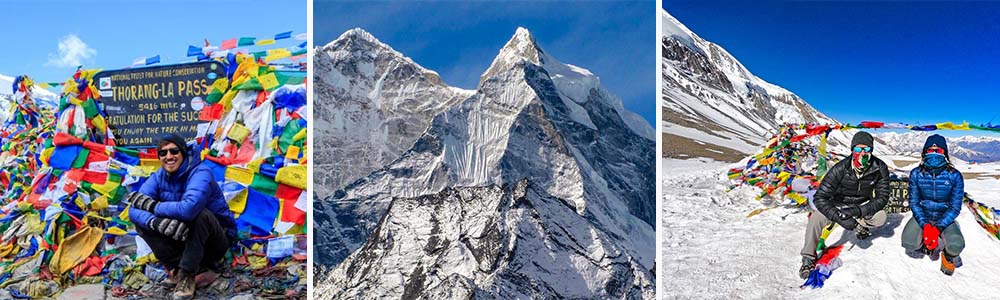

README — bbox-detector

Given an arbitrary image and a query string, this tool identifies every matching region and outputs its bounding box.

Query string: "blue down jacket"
[129,143,236,237]
[908,166,964,228]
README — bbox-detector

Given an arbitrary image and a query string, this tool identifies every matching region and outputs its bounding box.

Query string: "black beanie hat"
[851,131,874,150]
[923,134,949,158]
[158,133,188,158]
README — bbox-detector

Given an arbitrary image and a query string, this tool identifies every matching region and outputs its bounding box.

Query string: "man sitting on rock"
[799,131,890,279]
[128,134,236,300]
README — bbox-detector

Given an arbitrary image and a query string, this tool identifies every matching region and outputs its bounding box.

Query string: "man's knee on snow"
[862,210,888,228]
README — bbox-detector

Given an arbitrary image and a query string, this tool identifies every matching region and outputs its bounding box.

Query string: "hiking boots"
[799,256,816,279]
[172,269,196,300]
[855,226,871,240]
[161,269,178,288]
[941,253,956,275]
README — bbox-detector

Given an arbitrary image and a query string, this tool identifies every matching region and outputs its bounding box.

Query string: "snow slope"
[660,157,1000,299]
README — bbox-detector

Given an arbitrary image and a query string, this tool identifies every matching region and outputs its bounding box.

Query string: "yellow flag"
[265,48,292,62]
[285,145,300,160]
[256,39,276,46]
[226,166,255,185]
[276,165,307,189]
[211,78,229,92]
[228,189,249,216]
[935,121,970,130]
[90,195,109,210]
[227,123,252,142]
[259,72,279,90]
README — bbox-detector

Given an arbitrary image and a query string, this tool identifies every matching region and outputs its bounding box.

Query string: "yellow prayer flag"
[256,39,276,46]
[211,78,229,92]
[259,72,279,90]
[228,123,252,142]
[119,205,130,222]
[226,166,255,185]
[293,128,306,141]
[228,188,249,215]
[90,195,109,210]
[265,48,292,62]
[276,165,307,189]
[248,158,264,173]
[285,145,300,160]
[935,121,970,130]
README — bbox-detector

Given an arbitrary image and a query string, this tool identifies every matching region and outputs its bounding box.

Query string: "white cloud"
[45,34,96,67]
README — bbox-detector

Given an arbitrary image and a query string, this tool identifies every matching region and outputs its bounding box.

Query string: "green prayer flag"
[72,148,90,169]
[238,37,256,46]
[249,174,278,196]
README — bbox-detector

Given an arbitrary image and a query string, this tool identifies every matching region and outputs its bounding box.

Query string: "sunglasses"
[852,146,872,153]
[926,148,945,155]
[158,148,181,157]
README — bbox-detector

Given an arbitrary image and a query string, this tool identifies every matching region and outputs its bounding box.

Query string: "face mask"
[924,153,947,168]
[852,151,871,170]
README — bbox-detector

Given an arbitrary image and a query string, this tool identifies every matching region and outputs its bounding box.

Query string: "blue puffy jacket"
[129,143,237,237]
[908,166,964,228]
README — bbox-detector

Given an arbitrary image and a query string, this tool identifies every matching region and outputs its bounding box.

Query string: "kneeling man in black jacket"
[799,131,890,279]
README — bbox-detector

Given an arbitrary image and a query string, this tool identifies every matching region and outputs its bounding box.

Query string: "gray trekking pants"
[801,209,887,259]
[901,216,965,256]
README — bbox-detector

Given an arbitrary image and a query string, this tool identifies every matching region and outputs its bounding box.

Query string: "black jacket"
[813,156,891,219]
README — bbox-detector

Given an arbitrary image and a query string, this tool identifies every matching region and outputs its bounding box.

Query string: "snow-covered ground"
[660,156,1000,299]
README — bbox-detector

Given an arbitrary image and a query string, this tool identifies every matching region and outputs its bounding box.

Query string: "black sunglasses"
[158,148,182,157]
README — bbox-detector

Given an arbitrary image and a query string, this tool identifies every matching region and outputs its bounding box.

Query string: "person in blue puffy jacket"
[127,134,237,300]
[901,134,965,276]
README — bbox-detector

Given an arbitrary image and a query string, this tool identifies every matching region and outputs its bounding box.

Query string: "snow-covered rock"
[661,10,857,161]
[312,29,475,198]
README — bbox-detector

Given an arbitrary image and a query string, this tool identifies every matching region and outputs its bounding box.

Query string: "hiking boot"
[855,226,870,240]
[941,253,956,276]
[161,268,178,288]
[799,256,816,279]
[945,252,963,268]
[172,269,196,300]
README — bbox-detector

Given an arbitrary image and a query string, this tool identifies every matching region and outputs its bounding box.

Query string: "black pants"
[137,209,230,273]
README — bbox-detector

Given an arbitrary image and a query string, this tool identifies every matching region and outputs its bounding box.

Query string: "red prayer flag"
[860,121,884,129]
[221,38,237,50]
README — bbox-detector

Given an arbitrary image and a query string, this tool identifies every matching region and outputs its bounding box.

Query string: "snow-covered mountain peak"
[661,10,699,52]
[320,27,445,86]
[326,28,381,49]
[481,27,545,83]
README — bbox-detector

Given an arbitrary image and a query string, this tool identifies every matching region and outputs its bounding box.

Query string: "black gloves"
[842,206,863,218]
[838,218,858,231]
[148,217,189,241]
[128,192,159,212]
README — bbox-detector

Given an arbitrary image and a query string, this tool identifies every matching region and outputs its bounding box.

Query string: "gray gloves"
[148,217,189,241]
[128,192,159,212]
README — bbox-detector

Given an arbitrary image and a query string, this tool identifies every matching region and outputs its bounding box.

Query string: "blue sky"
[666,1,1000,137]
[0,0,305,87]
[315,0,656,126]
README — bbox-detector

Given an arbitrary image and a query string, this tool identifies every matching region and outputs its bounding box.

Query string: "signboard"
[886,178,911,213]
[96,61,225,147]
